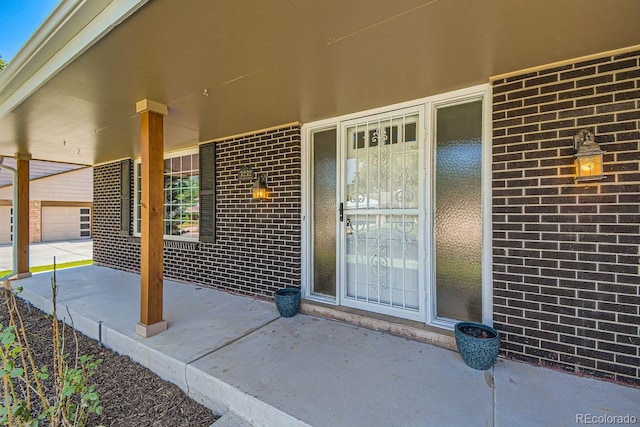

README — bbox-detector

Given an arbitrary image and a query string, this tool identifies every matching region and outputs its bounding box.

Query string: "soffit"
[0,0,639,165]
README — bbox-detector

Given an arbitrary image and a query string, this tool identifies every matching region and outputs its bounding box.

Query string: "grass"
[0,259,93,277]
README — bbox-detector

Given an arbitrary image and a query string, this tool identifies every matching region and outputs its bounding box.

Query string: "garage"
[0,206,11,244]
[42,206,91,242]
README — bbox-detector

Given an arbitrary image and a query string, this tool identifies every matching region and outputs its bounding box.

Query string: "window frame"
[133,148,200,242]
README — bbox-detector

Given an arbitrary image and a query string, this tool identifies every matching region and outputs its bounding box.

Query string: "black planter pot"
[274,288,301,317]
[454,322,501,370]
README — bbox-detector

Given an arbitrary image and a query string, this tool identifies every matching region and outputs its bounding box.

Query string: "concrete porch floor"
[12,266,640,427]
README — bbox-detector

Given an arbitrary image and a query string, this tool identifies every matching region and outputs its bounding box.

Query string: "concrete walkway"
[11,266,640,427]
[0,239,93,271]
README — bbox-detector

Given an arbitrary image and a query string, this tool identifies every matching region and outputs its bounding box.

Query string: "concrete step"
[212,411,256,427]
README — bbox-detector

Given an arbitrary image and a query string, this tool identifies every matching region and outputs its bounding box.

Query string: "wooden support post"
[135,100,168,337]
[16,153,31,278]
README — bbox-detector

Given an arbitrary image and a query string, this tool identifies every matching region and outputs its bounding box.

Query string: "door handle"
[339,202,344,222]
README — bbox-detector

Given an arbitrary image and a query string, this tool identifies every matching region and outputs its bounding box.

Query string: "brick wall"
[93,124,301,299]
[93,162,140,271]
[492,50,640,386]
[29,200,41,243]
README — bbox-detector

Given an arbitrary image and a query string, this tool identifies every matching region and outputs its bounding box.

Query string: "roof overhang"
[0,0,149,117]
[1,0,639,165]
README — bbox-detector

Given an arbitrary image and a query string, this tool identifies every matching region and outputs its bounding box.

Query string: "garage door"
[42,207,91,242]
[0,206,11,244]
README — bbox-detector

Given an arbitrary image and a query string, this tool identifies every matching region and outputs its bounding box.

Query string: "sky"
[0,0,60,62]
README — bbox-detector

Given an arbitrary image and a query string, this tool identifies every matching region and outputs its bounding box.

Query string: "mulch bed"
[0,292,218,426]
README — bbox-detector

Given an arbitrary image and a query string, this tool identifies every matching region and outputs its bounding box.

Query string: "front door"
[340,108,424,320]
[305,88,487,327]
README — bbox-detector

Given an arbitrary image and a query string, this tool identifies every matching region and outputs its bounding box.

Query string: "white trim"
[0,0,85,91]
[427,84,489,105]
[305,97,434,132]
[423,103,434,327]
[0,0,149,118]
[133,147,200,242]
[428,85,491,330]
[481,86,494,326]
[300,125,312,299]
[301,123,339,304]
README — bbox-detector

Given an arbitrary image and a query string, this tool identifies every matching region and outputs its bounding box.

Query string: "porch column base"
[135,320,168,337]
[8,272,32,280]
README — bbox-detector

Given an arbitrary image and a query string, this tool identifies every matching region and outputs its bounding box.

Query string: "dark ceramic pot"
[274,288,301,317]
[454,322,501,370]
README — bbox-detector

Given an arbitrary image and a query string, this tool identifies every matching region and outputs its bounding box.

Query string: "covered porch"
[15,265,640,426]
[0,0,638,390]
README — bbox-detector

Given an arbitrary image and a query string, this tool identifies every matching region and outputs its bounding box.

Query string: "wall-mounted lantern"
[252,173,269,201]
[574,129,605,182]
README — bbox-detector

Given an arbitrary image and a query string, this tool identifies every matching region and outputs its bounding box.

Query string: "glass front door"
[341,109,424,320]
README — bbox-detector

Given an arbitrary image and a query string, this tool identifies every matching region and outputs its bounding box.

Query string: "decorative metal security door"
[341,109,423,320]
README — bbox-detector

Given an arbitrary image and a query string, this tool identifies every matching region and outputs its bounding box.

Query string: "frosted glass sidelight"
[434,101,483,322]
[312,129,337,297]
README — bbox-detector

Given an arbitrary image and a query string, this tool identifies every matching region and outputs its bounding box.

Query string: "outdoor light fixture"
[252,173,269,201]
[574,129,605,182]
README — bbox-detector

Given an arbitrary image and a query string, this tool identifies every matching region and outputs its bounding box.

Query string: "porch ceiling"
[1,0,639,165]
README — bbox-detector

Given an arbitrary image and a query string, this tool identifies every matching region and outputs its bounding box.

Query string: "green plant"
[0,263,103,426]
[0,286,50,426]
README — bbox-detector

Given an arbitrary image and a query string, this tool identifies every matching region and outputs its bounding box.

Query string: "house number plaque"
[238,165,253,182]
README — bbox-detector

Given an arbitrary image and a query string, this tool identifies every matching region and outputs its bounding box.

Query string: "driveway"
[0,239,93,271]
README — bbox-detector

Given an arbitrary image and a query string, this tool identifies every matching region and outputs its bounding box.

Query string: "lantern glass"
[252,174,269,201]
[253,186,268,200]
[573,129,605,183]
[575,153,603,181]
